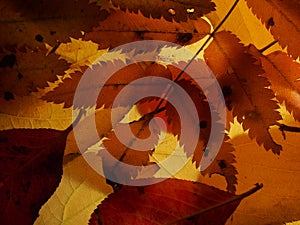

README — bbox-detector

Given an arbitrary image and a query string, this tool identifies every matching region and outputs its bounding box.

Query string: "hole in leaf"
[187,8,195,14]
[168,8,176,16]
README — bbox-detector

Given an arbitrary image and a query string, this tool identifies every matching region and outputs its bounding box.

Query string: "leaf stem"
[166,183,263,225]
[259,40,278,53]
[154,0,240,111]
[108,0,241,185]
[65,108,86,135]
[279,124,300,139]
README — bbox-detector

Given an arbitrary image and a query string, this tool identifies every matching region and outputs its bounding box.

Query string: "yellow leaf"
[34,156,112,225]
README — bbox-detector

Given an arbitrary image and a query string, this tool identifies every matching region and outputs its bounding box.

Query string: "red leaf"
[89,179,260,225]
[0,123,74,225]
[85,9,211,49]
[249,46,300,122]
[43,62,172,109]
[110,0,216,22]
[245,0,300,59]
[204,31,282,154]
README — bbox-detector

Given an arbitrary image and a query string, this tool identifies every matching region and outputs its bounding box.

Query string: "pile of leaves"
[0,0,299,224]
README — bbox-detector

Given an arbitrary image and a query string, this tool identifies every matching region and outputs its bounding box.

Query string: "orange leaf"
[43,62,172,109]
[201,135,237,193]
[100,114,158,184]
[110,0,216,22]
[245,0,300,59]
[249,47,300,122]
[85,9,211,49]
[204,31,282,154]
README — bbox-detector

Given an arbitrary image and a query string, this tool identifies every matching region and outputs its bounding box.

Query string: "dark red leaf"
[0,123,74,225]
[89,178,253,225]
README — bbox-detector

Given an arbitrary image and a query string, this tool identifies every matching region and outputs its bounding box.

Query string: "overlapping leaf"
[0,46,69,100]
[249,46,300,122]
[89,178,243,225]
[0,0,107,48]
[245,0,300,59]
[0,123,74,225]
[85,9,211,49]
[43,62,172,109]
[204,31,282,154]
[109,0,216,22]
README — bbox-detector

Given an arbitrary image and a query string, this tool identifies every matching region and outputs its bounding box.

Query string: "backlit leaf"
[245,0,300,59]
[249,46,300,122]
[109,0,216,22]
[85,9,211,49]
[204,31,282,154]
[89,178,245,225]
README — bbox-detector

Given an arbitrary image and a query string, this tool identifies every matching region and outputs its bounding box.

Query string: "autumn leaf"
[201,135,237,193]
[43,61,173,109]
[34,155,112,225]
[84,9,211,49]
[204,31,282,154]
[245,0,300,59]
[249,46,300,122]
[0,0,107,49]
[0,117,79,225]
[109,0,216,22]
[89,178,262,225]
[0,46,69,100]
[100,114,159,184]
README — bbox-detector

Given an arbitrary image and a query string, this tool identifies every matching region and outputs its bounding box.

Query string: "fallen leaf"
[85,9,211,49]
[245,0,300,59]
[0,120,76,225]
[110,0,216,22]
[0,0,107,48]
[0,46,69,99]
[34,156,112,225]
[249,46,300,122]
[89,178,260,225]
[204,31,282,154]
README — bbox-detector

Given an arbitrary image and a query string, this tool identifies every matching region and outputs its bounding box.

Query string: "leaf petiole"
[166,183,263,225]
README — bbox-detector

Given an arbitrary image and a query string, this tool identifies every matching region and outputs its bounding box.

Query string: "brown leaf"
[0,46,69,99]
[249,47,300,122]
[201,135,237,193]
[89,178,245,225]
[0,123,74,225]
[109,0,216,22]
[204,31,282,154]
[84,9,211,49]
[43,62,172,109]
[100,114,158,184]
[135,67,237,193]
[245,0,300,59]
[0,0,107,48]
